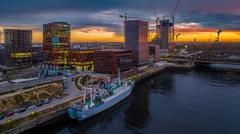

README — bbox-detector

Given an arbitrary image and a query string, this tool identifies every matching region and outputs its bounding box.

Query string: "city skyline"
[0,0,240,43]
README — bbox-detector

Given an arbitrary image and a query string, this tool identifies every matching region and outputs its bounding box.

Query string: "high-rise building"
[43,22,71,69]
[157,19,173,51]
[125,20,149,67]
[3,29,32,68]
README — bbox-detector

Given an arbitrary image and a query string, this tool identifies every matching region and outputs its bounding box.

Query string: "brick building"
[94,49,132,74]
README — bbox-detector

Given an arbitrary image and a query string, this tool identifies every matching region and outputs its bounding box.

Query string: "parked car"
[44,99,51,104]
[56,96,64,100]
[27,105,37,110]
[36,101,44,107]
[14,108,26,113]
[5,111,14,117]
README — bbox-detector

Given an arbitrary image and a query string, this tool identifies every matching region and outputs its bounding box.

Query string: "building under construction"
[157,19,174,51]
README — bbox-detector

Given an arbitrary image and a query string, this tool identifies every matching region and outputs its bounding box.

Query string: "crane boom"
[173,0,181,17]
[119,13,152,21]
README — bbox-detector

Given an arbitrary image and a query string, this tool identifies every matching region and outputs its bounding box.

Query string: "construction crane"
[150,2,161,39]
[119,13,150,21]
[216,29,223,42]
[171,0,181,42]
[150,3,160,26]
[176,33,181,42]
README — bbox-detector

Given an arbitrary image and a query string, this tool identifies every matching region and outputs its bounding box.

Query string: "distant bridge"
[164,51,240,65]
[165,58,240,65]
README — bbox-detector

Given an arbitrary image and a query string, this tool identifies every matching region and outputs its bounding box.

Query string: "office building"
[32,44,44,64]
[43,22,71,69]
[68,49,95,71]
[3,29,32,68]
[125,20,149,67]
[0,44,5,65]
[94,49,132,74]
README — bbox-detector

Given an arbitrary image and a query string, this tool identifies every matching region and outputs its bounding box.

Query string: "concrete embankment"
[126,64,169,83]
[1,96,83,134]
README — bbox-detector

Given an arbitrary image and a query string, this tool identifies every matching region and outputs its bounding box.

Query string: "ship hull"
[68,84,134,121]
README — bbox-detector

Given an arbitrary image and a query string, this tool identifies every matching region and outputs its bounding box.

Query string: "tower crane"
[176,33,181,42]
[150,3,160,26]
[150,2,160,38]
[216,29,222,42]
[119,13,150,21]
[171,0,181,42]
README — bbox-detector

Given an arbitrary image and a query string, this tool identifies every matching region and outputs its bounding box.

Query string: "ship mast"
[118,68,121,83]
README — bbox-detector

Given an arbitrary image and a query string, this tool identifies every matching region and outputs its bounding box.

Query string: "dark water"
[25,66,240,134]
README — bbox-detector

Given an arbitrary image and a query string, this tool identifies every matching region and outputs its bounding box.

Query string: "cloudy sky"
[0,0,240,42]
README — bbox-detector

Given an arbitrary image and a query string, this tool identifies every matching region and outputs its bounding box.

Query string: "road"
[0,73,83,125]
[0,76,62,93]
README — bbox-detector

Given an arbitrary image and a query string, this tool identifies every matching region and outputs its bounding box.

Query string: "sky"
[0,0,240,43]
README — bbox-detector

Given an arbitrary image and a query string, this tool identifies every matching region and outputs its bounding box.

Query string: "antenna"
[118,68,121,83]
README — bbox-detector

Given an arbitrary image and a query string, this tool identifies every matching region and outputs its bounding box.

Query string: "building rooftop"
[0,45,4,49]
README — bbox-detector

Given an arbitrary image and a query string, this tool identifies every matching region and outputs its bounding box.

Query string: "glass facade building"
[43,22,71,69]
[3,29,32,68]
[43,22,95,71]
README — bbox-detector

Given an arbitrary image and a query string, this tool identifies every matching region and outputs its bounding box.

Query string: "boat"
[67,72,135,121]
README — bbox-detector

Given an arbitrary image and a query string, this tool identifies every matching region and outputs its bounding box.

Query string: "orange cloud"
[71,26,123,43]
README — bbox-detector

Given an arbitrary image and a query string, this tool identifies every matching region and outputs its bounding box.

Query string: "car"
[44,99,51,104]
[56,96,64,100]
[27,105,37,110]
[0,114,4,120]
[5,111,14,117]
[14,108,26,113]
[36,101,44,107]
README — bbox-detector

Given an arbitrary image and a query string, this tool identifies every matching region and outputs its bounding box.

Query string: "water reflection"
[148,72,175,96]
[125,82,150,129]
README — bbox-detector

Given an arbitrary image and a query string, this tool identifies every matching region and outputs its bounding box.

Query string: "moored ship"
[67,74,135,121]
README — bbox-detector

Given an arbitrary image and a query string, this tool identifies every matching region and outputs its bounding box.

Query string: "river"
[24,66,240,134]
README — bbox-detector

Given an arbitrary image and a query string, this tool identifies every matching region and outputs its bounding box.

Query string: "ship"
[67,73,135,122]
